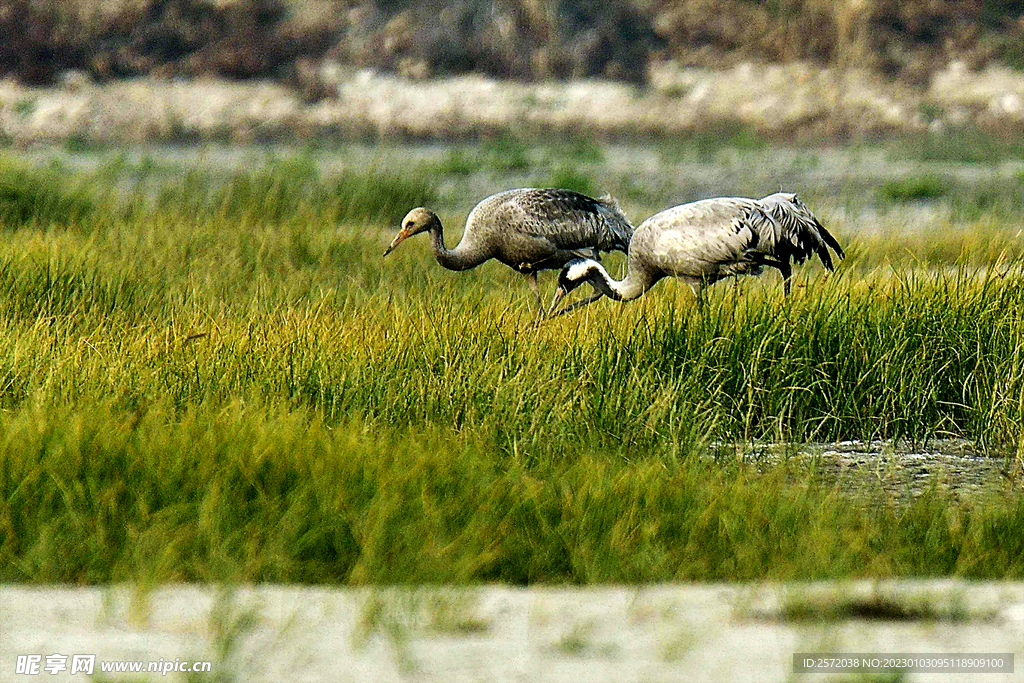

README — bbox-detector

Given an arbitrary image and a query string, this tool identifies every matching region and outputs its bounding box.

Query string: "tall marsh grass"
[1,152,1024,585]
[148,156,438,225]
[0,158,97,228]
[3,400,1024,584]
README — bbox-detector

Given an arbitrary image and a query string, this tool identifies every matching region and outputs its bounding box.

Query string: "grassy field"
[2,138,1024,585]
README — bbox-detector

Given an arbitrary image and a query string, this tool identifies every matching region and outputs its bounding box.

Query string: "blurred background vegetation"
[3,0,1023,90]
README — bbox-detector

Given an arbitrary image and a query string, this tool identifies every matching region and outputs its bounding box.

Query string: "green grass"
[877,175,948,203]
[149,156,438,225]
[480,134,531,173]
[544,135,605,165]
[887,129,1024,164]
[435,148,476,176]
[0,158,97,228]
[659,120,770,163]
[547,165,596,196]
[869,172,1024,224]
[2,152,1024,585]
[431,135,604,183]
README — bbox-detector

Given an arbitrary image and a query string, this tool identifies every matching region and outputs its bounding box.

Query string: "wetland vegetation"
[2,132,1024,585]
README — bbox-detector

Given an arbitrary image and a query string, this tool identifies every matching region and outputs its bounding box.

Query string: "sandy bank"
[3,61,1024,145]
[2,581,1022,682]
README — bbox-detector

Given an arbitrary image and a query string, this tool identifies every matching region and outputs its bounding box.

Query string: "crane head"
[547,258,600,317]
[384,208,439,257]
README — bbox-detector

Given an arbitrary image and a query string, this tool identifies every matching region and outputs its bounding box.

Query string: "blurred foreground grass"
[2,148,1024,584]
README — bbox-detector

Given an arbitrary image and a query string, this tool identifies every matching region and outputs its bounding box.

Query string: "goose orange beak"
[383,228,409,257]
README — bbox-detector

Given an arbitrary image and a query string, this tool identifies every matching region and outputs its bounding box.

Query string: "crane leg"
[758,258,792,297]
[525,272,544,318]
[689,283,705,311]
[780,263,792,297]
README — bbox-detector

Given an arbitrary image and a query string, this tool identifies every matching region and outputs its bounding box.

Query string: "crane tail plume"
[815,246,835,272]
[760,192,845,272]
[816,220,845,262]
[807,217,843,272]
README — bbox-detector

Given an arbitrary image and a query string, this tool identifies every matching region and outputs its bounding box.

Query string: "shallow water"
[730,439,1015,501]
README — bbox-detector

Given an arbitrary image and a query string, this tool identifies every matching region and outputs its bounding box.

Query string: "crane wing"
[758,192,844,270]
[641,197,774,270]
[510,189,633,254]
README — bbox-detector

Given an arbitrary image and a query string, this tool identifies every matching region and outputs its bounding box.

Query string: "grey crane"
[384,188,633,317]
[547,192,844,316]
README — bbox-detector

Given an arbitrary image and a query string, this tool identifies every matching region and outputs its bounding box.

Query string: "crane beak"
[546,285,568,319]
[383,228,409,257]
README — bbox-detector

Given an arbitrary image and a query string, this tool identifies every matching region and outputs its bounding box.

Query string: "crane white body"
[548,192,844,316]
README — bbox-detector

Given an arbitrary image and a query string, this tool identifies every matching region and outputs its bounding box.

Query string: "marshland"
[6,3,1024,680]
[2,131,1024,587]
